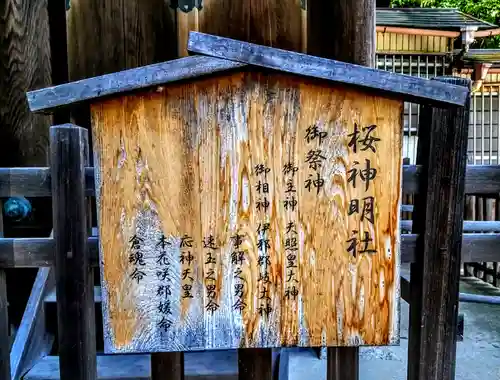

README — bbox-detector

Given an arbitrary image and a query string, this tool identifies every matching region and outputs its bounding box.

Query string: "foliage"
[390,0,500,48]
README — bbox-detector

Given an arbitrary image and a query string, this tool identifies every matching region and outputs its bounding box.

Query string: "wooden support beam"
[0,270,10,380]
[1,233,500,269]
[307,0,375,378]
[47,0,70,125]
[238,348,272,380]
[150,352,184,380]
[407,77,470,380]
[50,124,96,380]
[0,200,11,380]
[2,165,500,199]
[10,267,53,379]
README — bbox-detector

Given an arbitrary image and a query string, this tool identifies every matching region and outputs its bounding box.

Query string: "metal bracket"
[170,0,203,13]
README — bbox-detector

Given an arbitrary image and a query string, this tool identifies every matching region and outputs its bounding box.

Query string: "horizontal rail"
[1,234,499,268]
[1,165,500,198]
[401,220,500,232]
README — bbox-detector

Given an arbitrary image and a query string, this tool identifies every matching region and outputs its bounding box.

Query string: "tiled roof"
[377,8,497,31]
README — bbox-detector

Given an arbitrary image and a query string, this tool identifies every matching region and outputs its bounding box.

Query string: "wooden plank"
[45,285,102,303]
[50,124,96,380]
[0,199,10,380]
[0,269,10,380]
[2,233,500,269]
[0,0,52,168]
[26,56,245,114]
[401,220,500,233]
[0,164,499,198]
[25,351,239,380]
[326,348,359,379]
[150,352,184,380]
[317,2,374,378]
[186,32,470,107]
[407,77,470,380]
[10,267,54,379]
[238,349,272,380]
[91,71,402,353]
[66,0,177,129]
[47,0,70,125]
[176,0,306,58]
[308,0,374,66]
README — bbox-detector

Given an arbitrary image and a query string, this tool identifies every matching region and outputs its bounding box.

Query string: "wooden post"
[50,124,96,380]
[150,352,184,380]
[408,77,471,380]
[66,0,177,130]
[0,200,11,380]
[238,348,272,380]
[308,0,375,66]
[48,0,70,125]
[308,1,375,378]
[66,3,181,376]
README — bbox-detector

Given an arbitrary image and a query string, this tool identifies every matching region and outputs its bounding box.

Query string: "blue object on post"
[3,197,32,222]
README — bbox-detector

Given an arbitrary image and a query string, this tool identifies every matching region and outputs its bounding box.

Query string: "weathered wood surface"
[308,0,375,66]
[0,0,52,167]
[0,200,10,380]
[187,32,469,107]
[176,0,306,57]
[50,125,96,380]
[150,352,184,380]
[66,0,177,129]
[407,77,470,380]
[238,349,273,380]
[10,267,54,380]
[48,0,70,125]
[26,56,245,113]
[90,71,402,353]
[1,164,500,199]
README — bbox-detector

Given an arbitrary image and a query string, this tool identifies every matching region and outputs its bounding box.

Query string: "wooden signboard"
[26,32,469,354]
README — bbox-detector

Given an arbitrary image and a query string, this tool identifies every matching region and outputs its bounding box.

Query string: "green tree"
[390,0,500,47]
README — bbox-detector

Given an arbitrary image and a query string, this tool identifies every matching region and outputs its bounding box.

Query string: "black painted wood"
[238,348,272,380]
[407,77,470,380]
[26,56,245,113]
[326,347,359,380]
[0,165,498,198]
[50,124,96,380]
[187,32,469,107]
[150,352,184,380]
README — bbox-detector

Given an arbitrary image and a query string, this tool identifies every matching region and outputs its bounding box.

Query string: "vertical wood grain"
[51,124,96,380]
[307,0,375,66]
[66,0,177,129]
[176,0,306,57]
[150,351,184,380]
[91,71,402,354]
[307,1,376,378]
[238,348,272,380]
[48,0,70,125]
[407,77,470,380]
[0,0,52,167]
